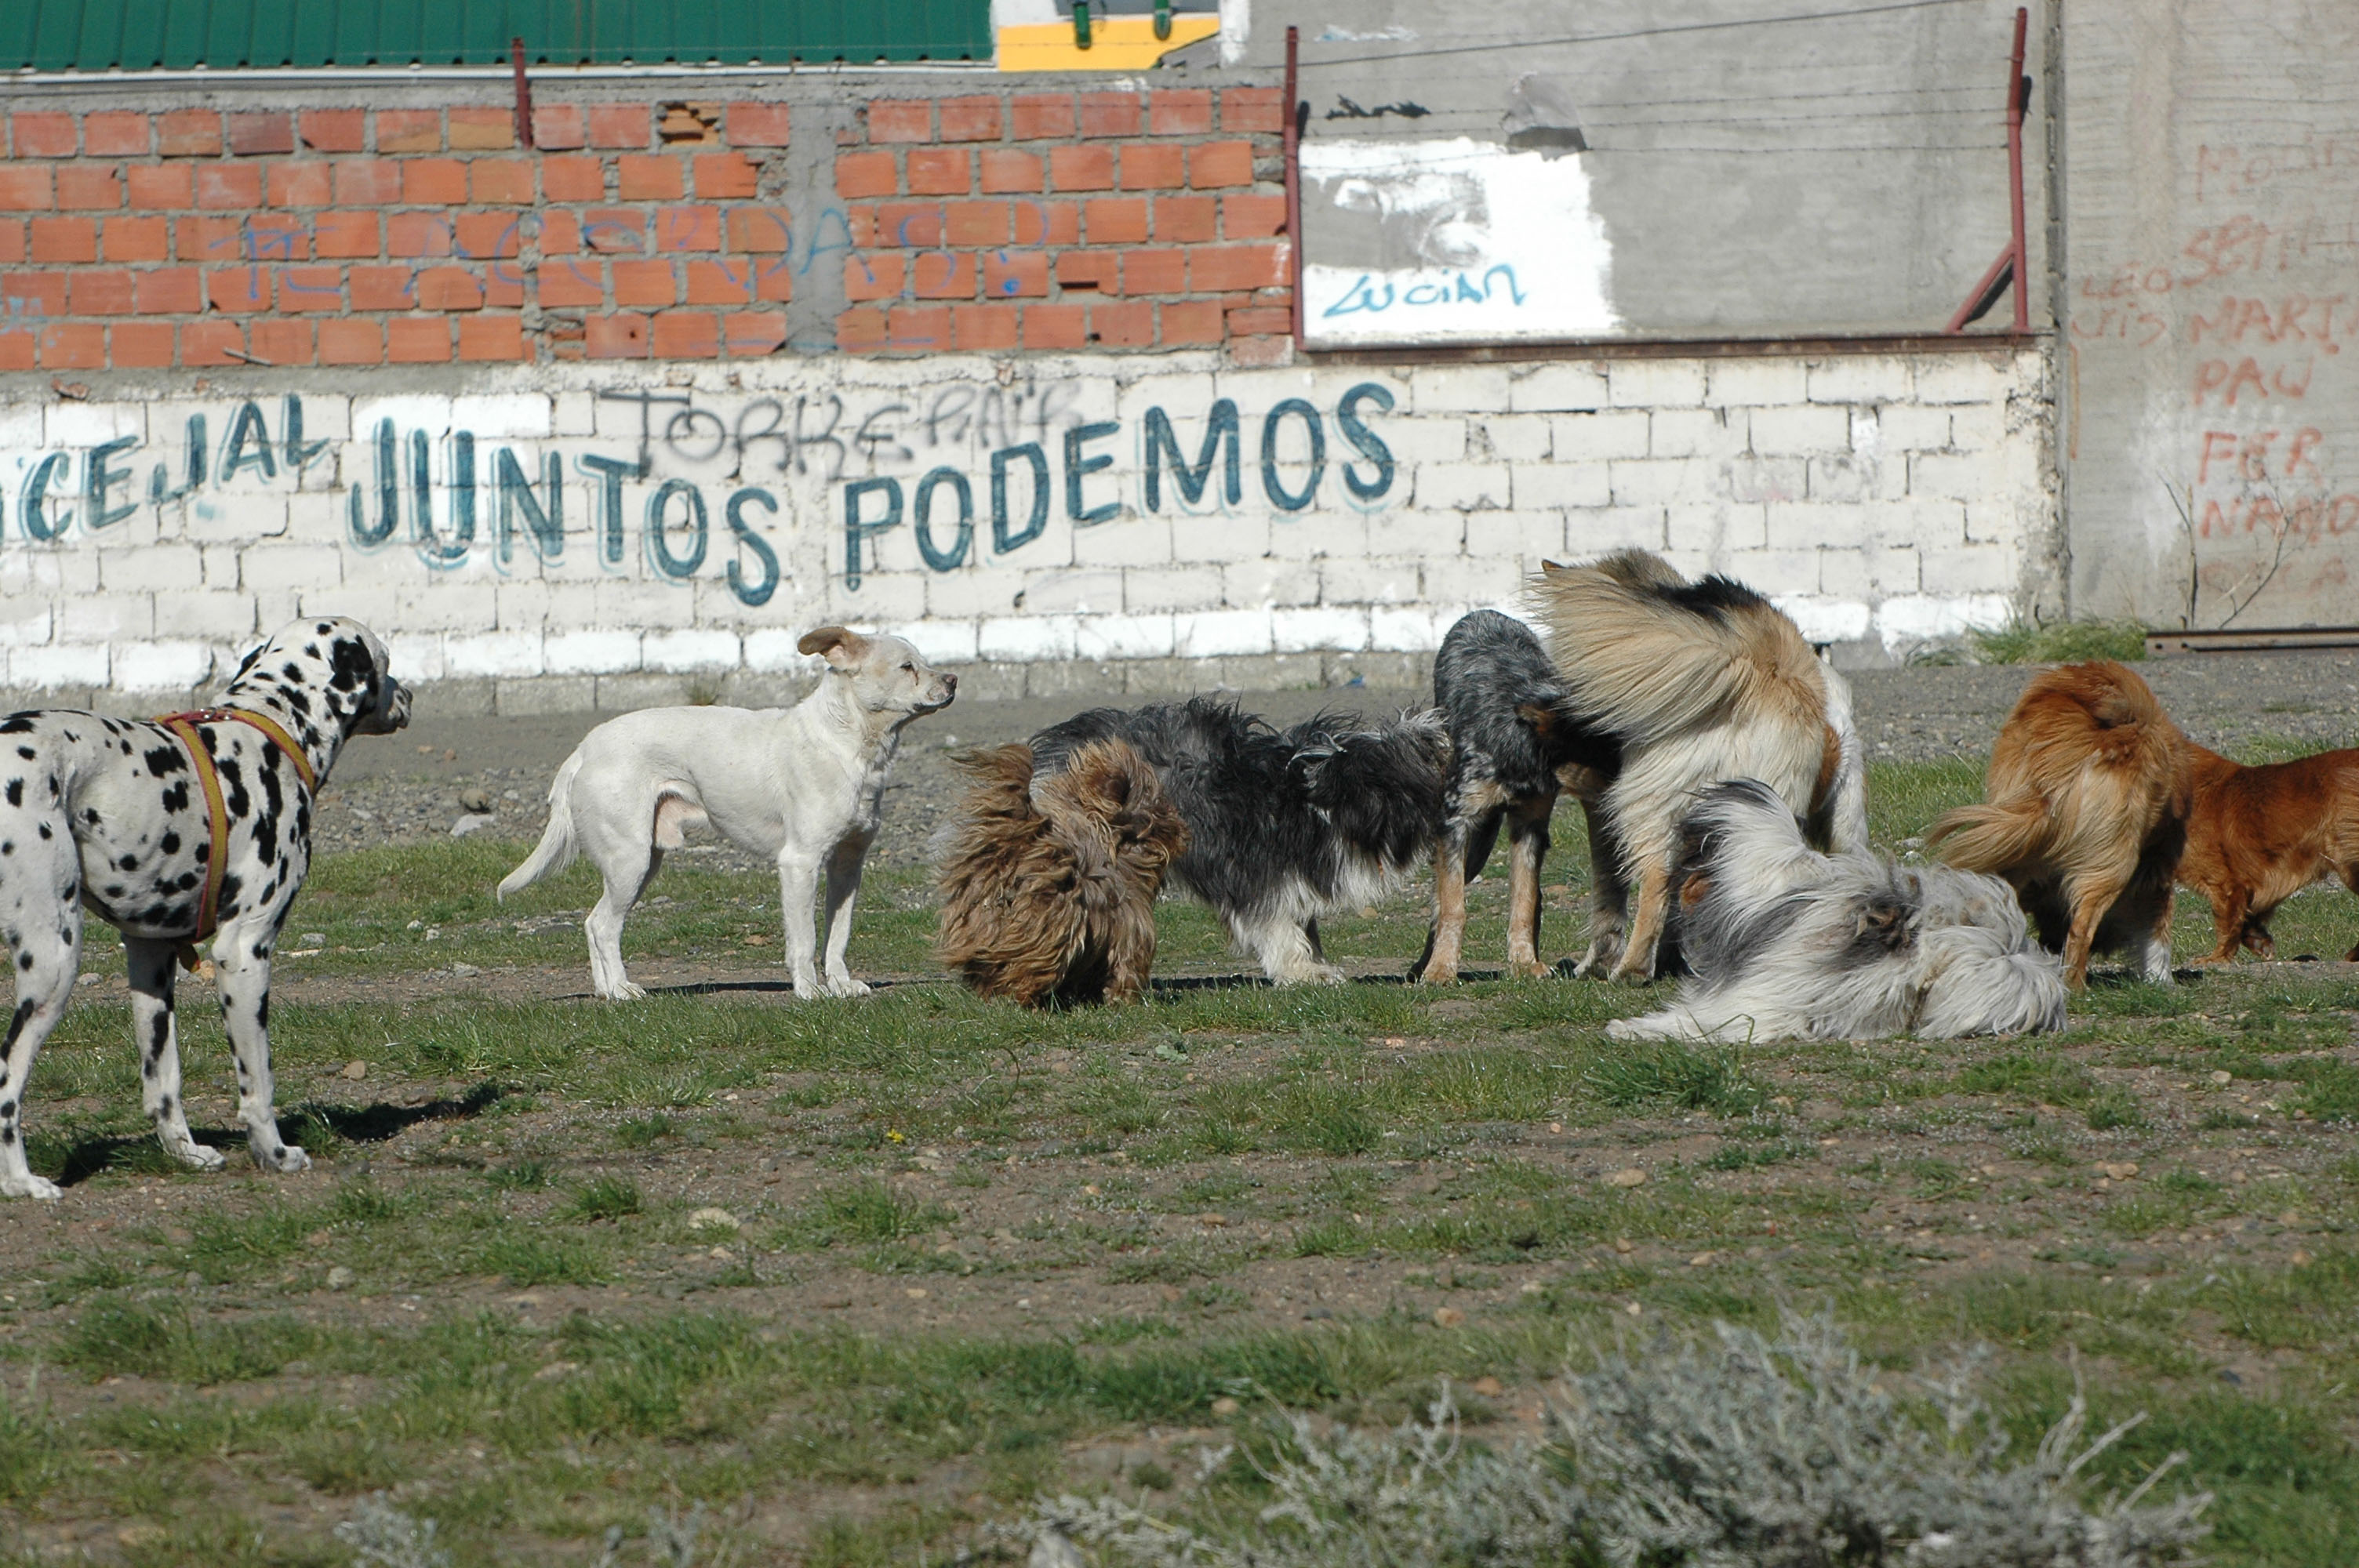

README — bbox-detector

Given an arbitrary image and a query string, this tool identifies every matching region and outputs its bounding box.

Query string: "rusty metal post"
[1285,24,1303,354]
[512,37,535,150]
[1945,5,2030,333]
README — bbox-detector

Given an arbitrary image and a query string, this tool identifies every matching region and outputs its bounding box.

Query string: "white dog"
[1608,780,2067,1044]
[499,627,955,1000]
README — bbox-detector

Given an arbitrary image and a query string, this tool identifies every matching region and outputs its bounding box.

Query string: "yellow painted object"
[996,14,1220,71]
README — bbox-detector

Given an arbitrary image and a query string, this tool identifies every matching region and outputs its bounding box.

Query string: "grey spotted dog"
[0,618,410,1200]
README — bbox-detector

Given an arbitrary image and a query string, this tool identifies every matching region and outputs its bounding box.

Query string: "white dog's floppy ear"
[798,626,871,668]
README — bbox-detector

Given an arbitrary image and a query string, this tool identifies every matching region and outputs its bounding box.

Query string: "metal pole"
[1284,24,1303,354]
[2004,5,2028,333]
[512,37,534,150]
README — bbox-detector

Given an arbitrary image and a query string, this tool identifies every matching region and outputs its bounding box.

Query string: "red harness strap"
[154,708,319,969]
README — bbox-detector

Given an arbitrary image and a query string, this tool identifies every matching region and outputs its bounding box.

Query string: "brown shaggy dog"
[935,739,1187,1007]
[1928,660,2195,988]
[2178,745,2359,964]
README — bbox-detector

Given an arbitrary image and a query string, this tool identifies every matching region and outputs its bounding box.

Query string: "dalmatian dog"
[0,617,411,1200]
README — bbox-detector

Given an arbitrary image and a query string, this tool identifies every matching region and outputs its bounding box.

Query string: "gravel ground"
[311,650,2359,873]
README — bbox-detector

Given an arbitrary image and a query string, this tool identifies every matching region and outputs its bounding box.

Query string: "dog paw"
[163,1140,225,1171]
[1507,960,1552,981]
[0,1173,62,1201]
[598,981,648,1001]
[826,976,873,999]
[258,1144,313,1174]
[1412,962,1456,985]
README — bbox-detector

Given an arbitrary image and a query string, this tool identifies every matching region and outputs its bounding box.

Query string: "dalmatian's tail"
[497,749,585,900]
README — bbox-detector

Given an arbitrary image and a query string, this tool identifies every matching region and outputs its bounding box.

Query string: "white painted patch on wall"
[1301,138,1618,347]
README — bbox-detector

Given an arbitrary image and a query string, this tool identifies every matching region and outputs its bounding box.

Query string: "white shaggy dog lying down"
[1608,780,2068,1043]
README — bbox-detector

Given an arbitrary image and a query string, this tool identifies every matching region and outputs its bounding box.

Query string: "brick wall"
[0,84,1289,371]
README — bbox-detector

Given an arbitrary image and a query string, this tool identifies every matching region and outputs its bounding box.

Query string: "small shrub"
[565,1175,644,1223]
[1588,1040,1765,1117]
[1971,619,2149,665]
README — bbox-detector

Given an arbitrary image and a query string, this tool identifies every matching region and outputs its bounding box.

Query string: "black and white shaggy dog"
[1607,781,2066,1044]
[1030,698,1450,984]
[0,619,411,1200]
[1414,610,1624,983]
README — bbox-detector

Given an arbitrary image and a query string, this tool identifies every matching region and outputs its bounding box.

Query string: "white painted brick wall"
[0,348,2054,699]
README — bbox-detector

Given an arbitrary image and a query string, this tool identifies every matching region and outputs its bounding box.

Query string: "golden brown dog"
[2178,744,2359,964]
[935,739,1187,1007]
[1928,660,2194,988]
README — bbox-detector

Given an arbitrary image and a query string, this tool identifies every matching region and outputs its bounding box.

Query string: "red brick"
[684,259,752,304]
[1227,305,1293,335]
[583,209,647,252]
[1011,199,1080,246]
[693,151,758,200]
[402,159,468,205]
[725,103,791,148]
[868,100,932,143]
[617,155,684,201]
[1083,196,1148,244]
[1049,144,1114,192]
[387,316,451,362]
[125,165,188,210]
[906,148,971,196]
[536,210,583,253]
[207,266,271,314]
[56,165,120,211]
[134,268,201,314]
[69,270,133,315]
[352,264,417,311]
[1081,92,1141,138]
[157,110,222,158]
[456,211,523,258]
[1023,302,1087,350]
[483,260,525,308]
[2,272,67,317]
[267,162,332,208]
[886,304,950,350]
[1223,191,1286,238]
[837,307,886,351]
[611,259,677,306]
[752,255,793,302]
[1153,194,1216,242]
[1221,88,1285,132]
[945,200,1009,246]
[1189,141,1255,189]
[333,159,402,205]
[0,220,17,263]
[40,323,106,368]
[722,310,787,355]
[227,112,294,156]
[300,109,365,153]
[111,321,177,366]
[449,108,514,151]
[1149,89,1213,136]
[536,260,605,307]
[277,265,344,311]
[651,310,719,358]
[1121,143,1187,191]
[589,106,651,149]
[1121,248,1186,295]
[0,169,54,211]
[102,216,168,263]
[314,211,381,258]
[982,249,1049,299]
[12,113,78,158]
[376,111,441,154]
[1161,296,1224,344]
[471,158,535,204]
[656,206,722,252]
[541,155,604,202]
[836,151,897,198]
[457,313,526,360]
[843,252,904,303]
[320,318,383,365]
[938,97,1002,142]
[1055,251,1116,292]
[180,320,244,365]
[1012,94,1076,141]
[249,318,315,365]
[29,216,96,263]
[387,212,456,258]
[873,202,944,247]
[979,148,1042,194]
[1192,243,1286,291]
[1090,298,1155,347]
[531,106,587,151]
[193,165,260,211]
[725,206,794,252]
[0,329,32,370]
[84,112,151,157]
[910,251,975,299]
[951,301,1018,350]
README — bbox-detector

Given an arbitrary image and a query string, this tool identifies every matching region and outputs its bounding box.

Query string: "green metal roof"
[5,0,994,71]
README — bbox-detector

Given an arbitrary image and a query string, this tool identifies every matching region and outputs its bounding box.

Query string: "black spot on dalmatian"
[3,781,18,807]
[3,998,34,1047]
[13,748,28,761]
[256,994,269,1029]
[117,855,137,872]
[146,746,186,777]
[82,809,100,826]
[35,825,51,841]
[162,781,190,814]
[104,884,122,898]
[0,716,31,735]
[14,953,27,971]
[160,831,180,855]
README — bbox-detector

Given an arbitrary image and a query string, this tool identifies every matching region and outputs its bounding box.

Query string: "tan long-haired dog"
[1928,660,2194,988]
[1530,551,1866,982]
[2178,744,2359,964]
[935,739,1187,1007]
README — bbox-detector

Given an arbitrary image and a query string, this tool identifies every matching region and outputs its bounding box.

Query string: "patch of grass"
[780,1179,954,1250]
[563,1174,644,1223]
[1969,617,2148,664]
[1586,1040,1765,1117]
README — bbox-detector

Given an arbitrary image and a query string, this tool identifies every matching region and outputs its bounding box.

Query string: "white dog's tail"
[496,749,585,901]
